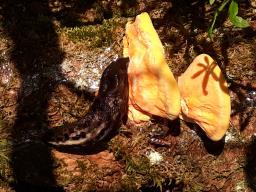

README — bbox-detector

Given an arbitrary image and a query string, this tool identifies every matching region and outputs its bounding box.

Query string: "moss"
[125,155,150,175]
[77,160,88,173]
[54,166,73,187]
[189,183,205,192]
[0,138,12,186]
[123,8,138,17]
[110,136,169,191]
[61,18,125,47]
[0,120,12,188]
[111,139,151,175]
[149,172,165,191]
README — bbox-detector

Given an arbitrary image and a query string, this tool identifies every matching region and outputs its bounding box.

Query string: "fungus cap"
[178,54,231,141]
[123,12,181,123]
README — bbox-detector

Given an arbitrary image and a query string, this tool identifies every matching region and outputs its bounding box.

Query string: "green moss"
[77,160,88,172]
[119,175,139,192]
[126,9,137,17]
[62,18,125,47]
[148,172,165,192]
[0,138,12,185]
[111,142,151,175]
[110,140,168,191]
[189,183,204,192]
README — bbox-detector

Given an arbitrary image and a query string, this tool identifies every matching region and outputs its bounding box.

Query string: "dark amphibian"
[46,57,129,146]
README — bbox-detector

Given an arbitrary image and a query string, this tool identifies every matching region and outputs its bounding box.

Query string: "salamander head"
[97,57,129,123]
[98,57,129,97]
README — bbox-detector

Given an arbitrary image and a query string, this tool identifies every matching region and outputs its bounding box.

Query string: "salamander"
[46,57,129,146]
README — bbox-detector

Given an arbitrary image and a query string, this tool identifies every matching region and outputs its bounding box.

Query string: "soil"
[0,0,256,191]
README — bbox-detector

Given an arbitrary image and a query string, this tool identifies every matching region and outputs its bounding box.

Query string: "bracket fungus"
[123,12,181,123]
[178,54,231,141]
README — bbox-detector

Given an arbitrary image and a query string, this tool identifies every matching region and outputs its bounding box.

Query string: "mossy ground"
[0,0,256,191]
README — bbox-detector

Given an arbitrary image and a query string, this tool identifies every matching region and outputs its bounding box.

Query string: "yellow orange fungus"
[178,54,231,141]
[123,12,181,123]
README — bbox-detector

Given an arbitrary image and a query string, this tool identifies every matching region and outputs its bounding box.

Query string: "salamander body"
[46,57,129,146]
